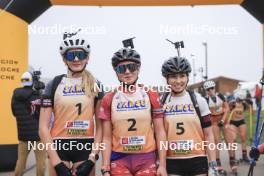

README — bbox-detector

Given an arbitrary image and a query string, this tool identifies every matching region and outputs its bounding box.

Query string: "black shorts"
[166,156,208,175]
[230,119,245,127]
[54,138,94,163]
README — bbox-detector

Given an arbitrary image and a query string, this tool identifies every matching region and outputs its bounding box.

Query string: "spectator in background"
[11,71,46,176]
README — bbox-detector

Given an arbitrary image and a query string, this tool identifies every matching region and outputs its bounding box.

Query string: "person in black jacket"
[11,71,46,176]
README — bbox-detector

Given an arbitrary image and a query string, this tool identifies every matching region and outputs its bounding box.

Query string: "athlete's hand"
[75,159,95,176]
[157,166,168,176]
[249,147,260,160]
[54,162,72,176]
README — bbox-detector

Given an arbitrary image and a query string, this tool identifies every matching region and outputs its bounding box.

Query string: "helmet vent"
[64,41,69,46]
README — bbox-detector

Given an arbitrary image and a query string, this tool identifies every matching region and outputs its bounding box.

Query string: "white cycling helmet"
[59,31,91,55]
[203,80,216,90]
[21,71,33,87]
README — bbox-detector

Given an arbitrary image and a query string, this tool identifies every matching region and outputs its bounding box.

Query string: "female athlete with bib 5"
[161,56,218,176]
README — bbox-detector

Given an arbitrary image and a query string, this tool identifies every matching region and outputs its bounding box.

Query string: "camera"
[32,70,45,91]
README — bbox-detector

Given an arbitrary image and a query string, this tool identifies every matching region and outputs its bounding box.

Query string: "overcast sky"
[29,5,263,86]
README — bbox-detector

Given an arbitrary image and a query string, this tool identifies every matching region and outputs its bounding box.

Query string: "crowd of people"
[11,31,264,176]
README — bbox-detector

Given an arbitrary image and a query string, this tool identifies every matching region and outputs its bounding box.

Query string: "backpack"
[160,90,202,125]
[50,74,66,107]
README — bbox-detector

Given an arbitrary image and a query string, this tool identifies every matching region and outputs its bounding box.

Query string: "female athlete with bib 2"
[39,31,104,176]
[99,40,167,176]
[203,80,229,175]
[161,56,218,176]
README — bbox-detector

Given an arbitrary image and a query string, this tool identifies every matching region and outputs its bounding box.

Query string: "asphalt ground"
[0,144,263,176]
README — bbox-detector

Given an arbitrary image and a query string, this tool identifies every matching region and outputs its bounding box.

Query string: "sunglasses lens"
[127,63,138,72]
[115,63,138,74]
[76,51,87,60]
[115,65,126,74]
[65,51,87,61]
[65,51,75,61]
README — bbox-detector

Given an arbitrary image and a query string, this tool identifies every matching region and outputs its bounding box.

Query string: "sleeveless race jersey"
[163,92,209,159]
[207,94,224,115]
[110,88,156,153]
[50,77,95,139]
[230,103,244,120]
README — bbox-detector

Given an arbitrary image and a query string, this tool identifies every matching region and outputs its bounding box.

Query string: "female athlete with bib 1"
[39,32,104,176]
[161,56,218,176]
[203,80,229,175]
[99,44,167,176]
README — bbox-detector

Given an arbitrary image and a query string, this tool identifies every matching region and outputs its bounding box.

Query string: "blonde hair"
[68,69,99,98]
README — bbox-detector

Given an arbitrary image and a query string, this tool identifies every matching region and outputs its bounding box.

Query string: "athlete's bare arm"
[102,120,112,167]
[39,107,61,166]
[90,100,103,160]
[203,126,216,162]
[153,118,167,176]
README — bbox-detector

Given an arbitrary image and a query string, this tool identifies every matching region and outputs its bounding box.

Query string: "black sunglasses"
[114,63,139,74]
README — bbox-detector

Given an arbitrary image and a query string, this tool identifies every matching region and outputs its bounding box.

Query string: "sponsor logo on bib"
[116,100,147,111]
[120,136,145,152]
[65,120,89,129]
[63,85,85,96]
[164,104,195,115]
[120,136,145,145]
[170,140,194,154]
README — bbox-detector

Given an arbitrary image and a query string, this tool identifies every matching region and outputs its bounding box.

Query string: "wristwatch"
[89,153,99,161]
[101,165,111,175]
[209,161,217,168]
[208,160,218,175]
